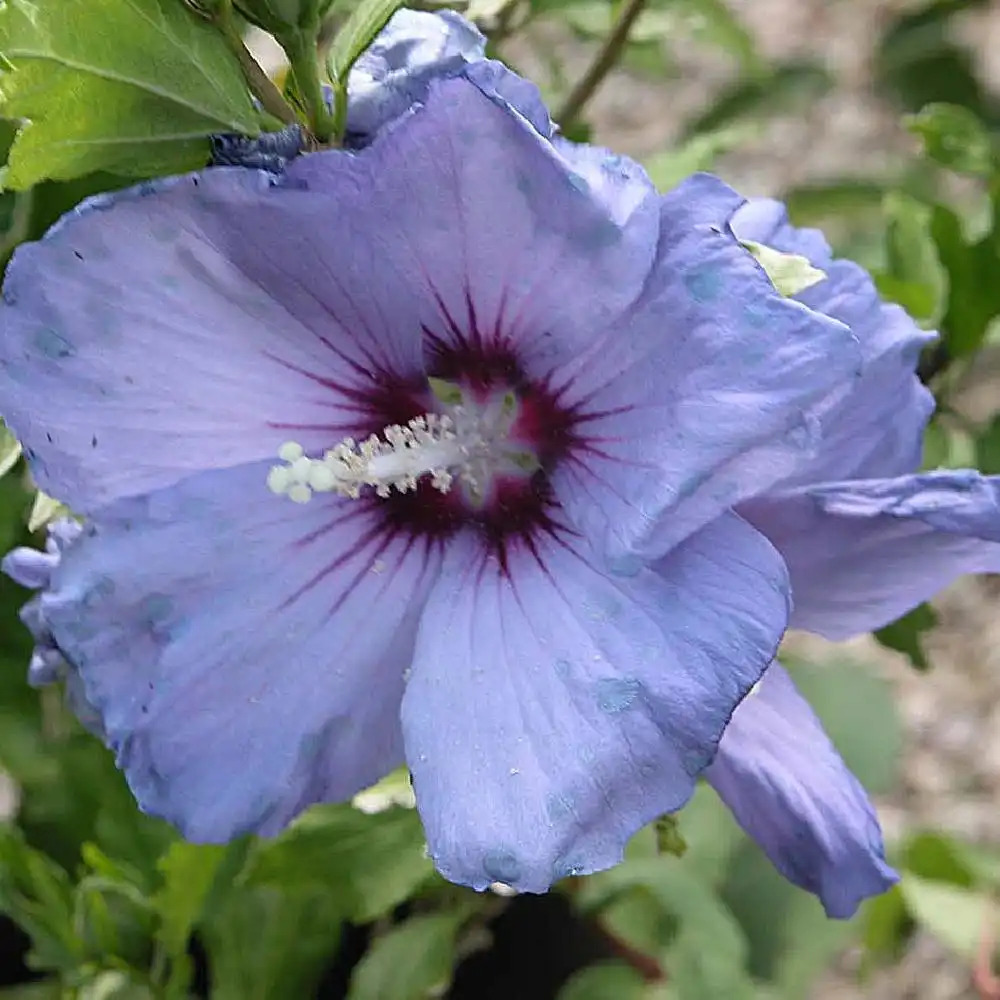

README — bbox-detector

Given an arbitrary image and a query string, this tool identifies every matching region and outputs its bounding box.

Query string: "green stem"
[0,187,35,269]
[286,30,339,143]
[214,1,300,127]
[331,80,349,142]
[556,0,648,126]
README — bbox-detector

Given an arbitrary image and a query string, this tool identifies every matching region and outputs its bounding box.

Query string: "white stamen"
[267,400,518,505]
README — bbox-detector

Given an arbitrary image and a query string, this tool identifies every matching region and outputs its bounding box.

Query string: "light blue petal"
[729,198,834,268]
[344,10,552,144]
[2,546,58,590]
[549,174,862,565]
[346,10,487,142]
[731,198,935,484]
[287,75,661,376]
[0,164,427,511]
[707,664,897,919]
[2,518,84,687]
[44,461,441,841]
[463,59,553,138]
[402,511,789,892]
[552,138,655,226]
[741,470,1000,638]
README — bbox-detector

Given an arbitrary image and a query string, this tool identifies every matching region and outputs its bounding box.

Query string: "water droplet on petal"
[483,848,521,885]
[594,677,642,714]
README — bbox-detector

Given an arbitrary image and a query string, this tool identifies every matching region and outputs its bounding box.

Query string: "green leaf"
[976,413,1000,474]
[676,783,743,887]
[0,827,80,973]
[931,203,1000,357]
[73,873,157,967]
[154,842,228,958]
[347,911,467,1000]
[784,657,901,793]
[653,815,687,858]
[0,0,258,189]
[557,962,647,1000]
[0,425,22,480]
[741,241,825,297]
[683,63,831,138]
[907,103,996,178]
[874,603,939,671]
[0,119,34,264]
[76,971,156,1000]
[874,0,995,118]
[641,124,757,192]
[0,983,62,1000]
[579,859,754,1000]
[902,830,976,886]
[26,491,69,533]
[599,888,673,960]
[921,418,977,470]
[875,192,946,324]
[667,0,762,73]
[242,803,434,923]
[769,884,855,995]
[235,0,332,34]
[860,885,911,967]
[202,883,343,1000]
[326,0,405,81]
[722,838,852,987]
[784,180,893,224]
[900,874,990,959]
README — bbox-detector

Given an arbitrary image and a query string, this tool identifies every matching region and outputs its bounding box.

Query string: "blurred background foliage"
[0,0,999,997]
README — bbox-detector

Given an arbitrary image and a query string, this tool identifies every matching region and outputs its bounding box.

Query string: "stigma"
[267,388,528,505]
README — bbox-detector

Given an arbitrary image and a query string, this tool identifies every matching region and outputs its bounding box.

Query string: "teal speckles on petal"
[3,359,40,387]
[787,414,820,449]
[483,847,521,884]
[141,593,174,635]
[545,792,575,822]
[81,575,116,608]
[83,299,123,340]
[608,553,643,578]
[553,855,586,879]
[33,328,75,360]
[594,676,641,714]
[578,217,621,251]
[676,469,712,502]
[584,593,624,624]
[683,266,723,304]
[567,172,590,195]
[148,221,181,244]
[742,302,771,329]
[56,614,101,645]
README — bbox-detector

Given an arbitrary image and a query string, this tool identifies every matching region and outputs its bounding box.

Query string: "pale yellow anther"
[267,465,292,494]
[266,391,525,507]
[307,464,338,492]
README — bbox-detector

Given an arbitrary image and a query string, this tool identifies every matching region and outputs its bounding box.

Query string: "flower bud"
[233,0,335,33]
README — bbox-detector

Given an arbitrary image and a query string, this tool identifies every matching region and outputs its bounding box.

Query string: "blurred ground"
[521,0,999,194]
[511,2,1000,998]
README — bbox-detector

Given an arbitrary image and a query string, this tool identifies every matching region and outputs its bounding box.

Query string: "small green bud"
[742,240,826,298]
[428,377,465,406]
[654,814,687,857]
[233,0,335,33]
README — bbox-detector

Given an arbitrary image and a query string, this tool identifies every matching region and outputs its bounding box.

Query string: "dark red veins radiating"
[270,314,604,576]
